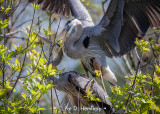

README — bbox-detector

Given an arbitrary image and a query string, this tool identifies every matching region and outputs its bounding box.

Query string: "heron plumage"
[96,0,160,56]
[29,0,160,86]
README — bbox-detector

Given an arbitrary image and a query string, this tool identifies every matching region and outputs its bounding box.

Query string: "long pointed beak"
[58,31,68,52]
[52,25,70,45]
[52,30,66,45]
[52,27,70,53]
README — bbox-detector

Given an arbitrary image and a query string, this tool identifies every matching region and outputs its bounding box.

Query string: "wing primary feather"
[98,0,160,57]
[28,0,36,3]
[29,0,93,25]
[48,0,56,12]
[100,0,118,27]
[146,3,160,27]
[66,0,70,16]
[29,0,73,17]
[42,0,51,11]
[145,5,158,27]
[37,0,44,5]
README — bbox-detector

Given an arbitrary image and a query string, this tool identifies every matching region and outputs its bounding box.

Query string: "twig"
[2,36,5,89]
[48,17,63,66]
[140,60,154,69]
[51,89,54,114]
[5,70,16,81]
[150,39,159,65]
[54,89,64,114]
[150,68,156,114]
[48,17,63,114]
[0,36,28,40]
[8,8,36,98]
[8,49,27,98]
[19,38,42,79]
[149,36,159,114]
[49,12,52,41]
[41,42,48,60]
[8,18,44,58]
[9,30,38,58]
[19,18,42,78]
[14,19,32,29]
[2,52,5,89]
[1,2,7,89]
[54,17,63,42]
[11,2,29,27]
[25,94,43,114]
[0,30,23,37]
[14,17,48,30]
[123,60,141,114]
[6,0,22,18]
[48,12,55,114]
[78,87,80,114]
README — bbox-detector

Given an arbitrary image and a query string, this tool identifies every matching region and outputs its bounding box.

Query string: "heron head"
[53,19,82,52]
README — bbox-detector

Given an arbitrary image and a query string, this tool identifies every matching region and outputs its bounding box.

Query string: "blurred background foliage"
[0,0,160,113]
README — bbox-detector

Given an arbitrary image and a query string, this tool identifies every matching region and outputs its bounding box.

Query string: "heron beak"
[52,30,66,45]
[58,31,68,52]
[52,26,71,52]
[52,26,71,44]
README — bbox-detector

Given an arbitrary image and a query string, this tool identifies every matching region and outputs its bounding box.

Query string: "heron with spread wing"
[29,0,160,86]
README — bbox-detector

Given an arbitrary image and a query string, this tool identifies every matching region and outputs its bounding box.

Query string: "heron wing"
[93,0,160,57]
[28,0,93,25]
[68,74,114,112]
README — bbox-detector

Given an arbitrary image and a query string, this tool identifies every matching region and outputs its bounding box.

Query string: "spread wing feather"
[97,0,160,57]
[28,0,93,25]
[29,0,73,16]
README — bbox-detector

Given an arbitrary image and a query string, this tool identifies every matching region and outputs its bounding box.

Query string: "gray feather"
[28,0,94,26]
[91,0,160,57]
[48,71,114,113]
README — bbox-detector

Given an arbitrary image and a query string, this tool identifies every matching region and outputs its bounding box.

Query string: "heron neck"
[64,23,83,59]
[68,0,93,26]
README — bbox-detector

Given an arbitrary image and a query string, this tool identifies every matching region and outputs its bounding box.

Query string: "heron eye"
[67,25,70,27]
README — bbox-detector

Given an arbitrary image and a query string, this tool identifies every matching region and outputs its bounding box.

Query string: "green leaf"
[12,44,17,49]
[21,93,27,100]
[46,84,53,89]
[5,81,12,89]
[0,89,5,96]
[37,108,46,111]
[4,5,11,14]
[0,19,8,32]
[94,70,101,78]
[135,38,151,53]
[31,3,40,10]
[141,103,151,113]
[41,27,54,37]
[156,65,160,74]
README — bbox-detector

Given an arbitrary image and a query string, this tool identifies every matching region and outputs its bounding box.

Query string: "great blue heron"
[34,34,114,113]
[34,33,114,113]
[29,0,160,86]
[48,71,114,113]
